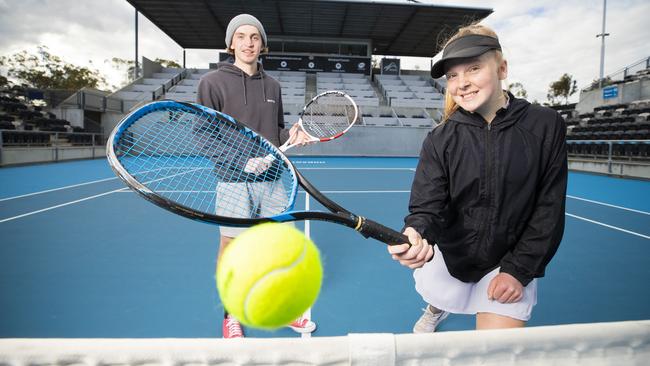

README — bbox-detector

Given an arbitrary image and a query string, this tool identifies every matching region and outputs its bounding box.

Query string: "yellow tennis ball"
[216,223,323,329]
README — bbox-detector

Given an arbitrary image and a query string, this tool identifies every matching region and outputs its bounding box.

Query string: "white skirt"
[413,245,537,321]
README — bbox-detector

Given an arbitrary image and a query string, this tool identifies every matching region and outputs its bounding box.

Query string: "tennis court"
[1,156,649,338]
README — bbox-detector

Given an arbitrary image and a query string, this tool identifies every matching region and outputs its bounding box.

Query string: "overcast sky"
[0,0,648,103]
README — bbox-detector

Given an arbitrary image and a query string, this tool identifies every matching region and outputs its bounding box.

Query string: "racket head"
[106,100,299,226]
[298,90,358,141]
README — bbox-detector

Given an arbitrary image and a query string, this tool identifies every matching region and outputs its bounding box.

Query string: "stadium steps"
[306,74,317,100]
[370,79,389,106]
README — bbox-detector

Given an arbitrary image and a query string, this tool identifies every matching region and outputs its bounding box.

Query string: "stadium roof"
[126,0,493,58]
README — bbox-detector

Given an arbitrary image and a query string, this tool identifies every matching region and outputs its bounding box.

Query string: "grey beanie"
[225,14,267,49]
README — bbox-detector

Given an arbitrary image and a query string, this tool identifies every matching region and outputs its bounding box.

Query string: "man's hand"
[288,124,314,147]
[386,227,433,269]
[244,157,271,175]
[487,272,524,303]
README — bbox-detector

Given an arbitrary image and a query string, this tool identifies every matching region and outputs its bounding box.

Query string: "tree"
[507,82,528,99]
[547,73,578,105]
[109,57,139,88]
[0,46,106,90]
[589,76,612,90]
[371,56,381,70]
[154,58,182,68]
[0,75,9,88]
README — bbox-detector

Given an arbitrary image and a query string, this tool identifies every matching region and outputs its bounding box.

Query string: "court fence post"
[607,141,613,173]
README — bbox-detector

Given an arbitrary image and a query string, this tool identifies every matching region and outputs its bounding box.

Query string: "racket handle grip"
[357,218,409,246]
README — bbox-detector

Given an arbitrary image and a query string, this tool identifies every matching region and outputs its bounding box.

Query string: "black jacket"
[405,93,567,286]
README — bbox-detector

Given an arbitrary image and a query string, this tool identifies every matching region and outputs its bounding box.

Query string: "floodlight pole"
[596,0,609,88]
[135,9,140,80]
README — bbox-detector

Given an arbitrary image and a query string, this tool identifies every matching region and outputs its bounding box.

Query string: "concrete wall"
[568,158,650,179]
[288,126,429,157]
[576,78,650,114]
[142,57,163,79]
[101,112,126,137]
[0,146,104,166]
[52,107,84,128]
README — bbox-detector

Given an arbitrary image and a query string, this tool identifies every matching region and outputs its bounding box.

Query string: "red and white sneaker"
[288,317,317,333]
[222,315,244,338]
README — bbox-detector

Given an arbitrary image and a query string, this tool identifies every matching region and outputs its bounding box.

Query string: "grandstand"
[558,56,650,178]
[0,0,648,176]
[2,0,495,165]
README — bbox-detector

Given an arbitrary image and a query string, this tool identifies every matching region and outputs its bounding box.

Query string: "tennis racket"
[280,90,358,152]
[106,100,407,245]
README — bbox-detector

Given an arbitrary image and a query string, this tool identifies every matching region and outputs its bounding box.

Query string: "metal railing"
[58,87,125,113]
[582,56,650,92]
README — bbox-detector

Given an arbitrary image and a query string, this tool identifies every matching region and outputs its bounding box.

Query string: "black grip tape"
[358,218,409,245]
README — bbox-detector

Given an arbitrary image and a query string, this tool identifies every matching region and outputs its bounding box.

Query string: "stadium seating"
[112,67,187,109]
[376,74,444,108]
[154,67,442,128]
[565,100,650,158]
[0,88,96,147]
[164,69,209,102]
[316,72,380,106]
[269,71,307,105]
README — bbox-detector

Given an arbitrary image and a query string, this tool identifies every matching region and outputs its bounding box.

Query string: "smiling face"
[230,24,263,67]
[445,51,508,119]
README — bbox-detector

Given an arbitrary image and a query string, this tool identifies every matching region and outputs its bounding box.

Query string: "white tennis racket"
[280,90,358,152]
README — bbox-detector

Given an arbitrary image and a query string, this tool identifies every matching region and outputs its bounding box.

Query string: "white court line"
[0,187,128,223]
[320,190,410,194]
[0,167,410,202]
[567,195,650,216]
[565,213,649,240]
[0,167,207,202]
[4,188,647,241]
[0,176,118,202]
[302,192,312,339]
[116,190,412,194]
[0,168,204,223]
[300,167,415,171]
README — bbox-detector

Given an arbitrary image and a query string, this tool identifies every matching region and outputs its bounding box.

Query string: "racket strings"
[301,95,357,139]
[114,106,296,219]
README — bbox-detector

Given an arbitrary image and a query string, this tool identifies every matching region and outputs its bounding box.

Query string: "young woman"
[388,24,568,331]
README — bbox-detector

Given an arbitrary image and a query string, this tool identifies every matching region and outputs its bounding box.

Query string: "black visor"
[431,34,501,79]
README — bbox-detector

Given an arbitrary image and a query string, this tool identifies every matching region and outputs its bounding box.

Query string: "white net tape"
[0,321,648,366]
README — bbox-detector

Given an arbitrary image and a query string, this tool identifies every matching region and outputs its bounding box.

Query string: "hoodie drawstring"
[261,72,267,102]
[236,63,267,106]
[240,69,247,105]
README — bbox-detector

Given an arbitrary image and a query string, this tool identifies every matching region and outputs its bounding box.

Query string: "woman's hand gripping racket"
[106,100,408,246]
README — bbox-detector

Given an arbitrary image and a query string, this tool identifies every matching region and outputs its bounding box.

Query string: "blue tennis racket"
[106,100,407,245]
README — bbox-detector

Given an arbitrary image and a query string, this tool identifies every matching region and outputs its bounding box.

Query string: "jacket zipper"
[477,123,493,258]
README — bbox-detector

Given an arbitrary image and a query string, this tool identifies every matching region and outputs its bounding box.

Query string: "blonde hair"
[440,24,504,122]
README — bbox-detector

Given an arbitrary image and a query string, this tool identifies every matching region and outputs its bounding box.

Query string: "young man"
[197,14,314,338]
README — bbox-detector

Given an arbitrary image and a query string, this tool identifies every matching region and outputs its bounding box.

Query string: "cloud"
[0,0,647,103]
[420,0,650,103]
[0,0,182,88]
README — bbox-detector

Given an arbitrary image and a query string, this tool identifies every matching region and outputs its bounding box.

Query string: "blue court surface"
[1,157,649,338]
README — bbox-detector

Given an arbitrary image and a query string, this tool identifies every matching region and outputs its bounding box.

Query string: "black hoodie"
[405,92,568,286]
[197,61,289,146]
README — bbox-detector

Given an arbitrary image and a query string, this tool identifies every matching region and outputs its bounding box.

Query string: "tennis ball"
[216,223,322,329]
